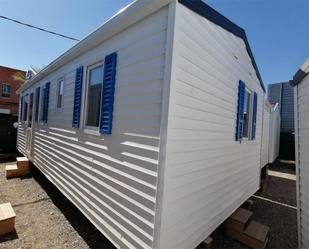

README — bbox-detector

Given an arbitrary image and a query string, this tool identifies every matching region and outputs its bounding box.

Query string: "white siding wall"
[17,6,169,249]
[157,4,264,249]
[295,74,309,248]
[261,103,270,167]
[269,107,280,163]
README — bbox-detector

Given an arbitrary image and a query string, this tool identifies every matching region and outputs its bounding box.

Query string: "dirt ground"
[0,158,115,249]
[0,158,297,249]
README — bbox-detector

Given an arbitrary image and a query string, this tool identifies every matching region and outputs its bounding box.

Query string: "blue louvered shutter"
[100,52,117,134]
[23,94,28,121]
[251,92,258,140]
[43,82,50,123]
[72,66,84,128]
[20,96,24,121]
[235,80,246,141]
[35,87,40,122]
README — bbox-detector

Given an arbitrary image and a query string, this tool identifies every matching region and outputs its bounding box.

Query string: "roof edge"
[291,58,309,86]
[178,0,265,92]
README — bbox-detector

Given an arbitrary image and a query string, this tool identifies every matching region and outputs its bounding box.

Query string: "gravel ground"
[0,159,115,249]
[0,158,297,249]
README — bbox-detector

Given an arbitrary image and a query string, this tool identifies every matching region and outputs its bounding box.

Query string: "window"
[85,64,104,128]
[56,78,64,109]
[243,88,252,138]
[2,84,11,97]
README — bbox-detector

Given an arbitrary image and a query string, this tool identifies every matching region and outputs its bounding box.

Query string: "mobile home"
[261,101,280,168]
[17,1,265,248]
[292,58,309,249]
[268,103,280,163]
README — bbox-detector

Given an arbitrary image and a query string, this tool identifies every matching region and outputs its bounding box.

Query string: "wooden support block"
[242,199,254,211]
[0,203,16,235]
[226,220,269,249]
[202,237,214,248]
[5,164,19,179]
[225,208,253,232]
[6,164,29,179]
[16,157,29,171]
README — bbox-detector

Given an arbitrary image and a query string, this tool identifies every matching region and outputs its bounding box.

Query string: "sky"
[0,0,308,87]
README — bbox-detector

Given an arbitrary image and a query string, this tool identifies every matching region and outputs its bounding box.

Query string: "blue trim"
[20,96,23,121]
[178,0,265,92]
[236,80,245,141]
[72,66,84,128]
[35,87,40,122]
[23,94,28,122]
[43,82,50,123]
[251,92,258,140]
[100,52,117,134]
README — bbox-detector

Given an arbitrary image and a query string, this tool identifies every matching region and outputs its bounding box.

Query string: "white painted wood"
[156,4,264,249]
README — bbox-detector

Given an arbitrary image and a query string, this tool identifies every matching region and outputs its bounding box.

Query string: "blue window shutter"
[100,52,117,134]
[72,66,84,128]
[35,87,40,122]
[23,94,28,121]
[43,82,50,123]
[235,80,246,141]
[251,92,258,140]
[20,96,24,121]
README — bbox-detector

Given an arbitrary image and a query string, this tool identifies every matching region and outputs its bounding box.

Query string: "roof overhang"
[291,58,309,86]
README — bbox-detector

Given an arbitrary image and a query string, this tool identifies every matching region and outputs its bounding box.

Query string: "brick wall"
[0,66,25,115]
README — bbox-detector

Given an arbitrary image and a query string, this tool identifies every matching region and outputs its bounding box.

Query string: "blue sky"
[0,0,308,86]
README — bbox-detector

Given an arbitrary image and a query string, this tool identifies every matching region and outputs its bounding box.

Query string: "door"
[25,92,34,159]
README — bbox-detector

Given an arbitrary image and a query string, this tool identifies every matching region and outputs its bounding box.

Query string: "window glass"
[2,84,11,97]
[243,89,251,138]
[57,79,64,108]
[85,65,103,127]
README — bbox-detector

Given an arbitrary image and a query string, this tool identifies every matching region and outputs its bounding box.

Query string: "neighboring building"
[291,58,309,249]
[268,82,294,132]
[17,1,266,249]
[0,66,26,115]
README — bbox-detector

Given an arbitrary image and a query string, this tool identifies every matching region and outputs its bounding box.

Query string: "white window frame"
[242,87,254,140]
[83,61,104,133]
[56,77,65,110]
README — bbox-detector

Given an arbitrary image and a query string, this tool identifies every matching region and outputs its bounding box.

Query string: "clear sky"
[0,0,308,86]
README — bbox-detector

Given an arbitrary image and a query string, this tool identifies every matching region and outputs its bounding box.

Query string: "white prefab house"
[17,1,265,248]
[292,58,309,249]
[261,101,280,168]
[261,101,271,168]
[268,103,280,163]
